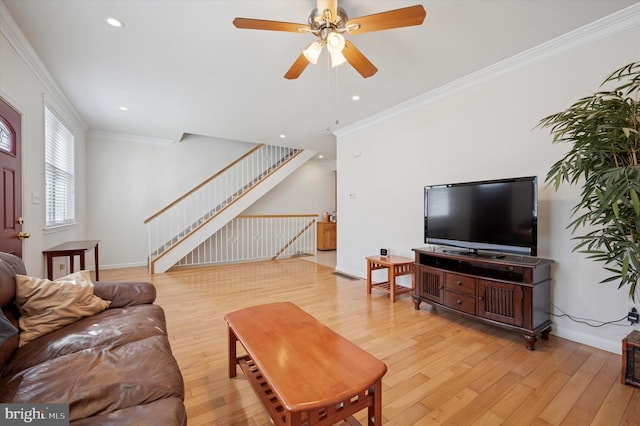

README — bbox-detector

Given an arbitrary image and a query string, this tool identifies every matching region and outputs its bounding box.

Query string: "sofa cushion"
[0,309,18,368]
[93,281,156,307]
[3,304,168,377]
[0,334,184,421]
[16,271,111,347]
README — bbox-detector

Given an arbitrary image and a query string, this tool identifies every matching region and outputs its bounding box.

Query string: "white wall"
[241,161,335,217]
[86,132,336,268]
[0,5,88,277]
[335,9,640,354]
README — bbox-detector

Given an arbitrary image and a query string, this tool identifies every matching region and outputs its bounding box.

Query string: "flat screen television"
[424,176,538,257]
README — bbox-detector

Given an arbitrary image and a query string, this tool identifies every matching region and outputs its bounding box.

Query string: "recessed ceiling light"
[106,17,124,28]
[352,95,360,101]
[119,106,129,111]
[319,155,324,159]
[279,134,286,139]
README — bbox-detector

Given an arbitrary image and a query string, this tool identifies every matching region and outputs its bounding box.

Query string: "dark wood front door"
[0,97,23,257]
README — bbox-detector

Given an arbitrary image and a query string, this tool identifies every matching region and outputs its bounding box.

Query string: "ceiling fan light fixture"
[330,50,347,67]
[326,31,345,54]
[303,41,323,64]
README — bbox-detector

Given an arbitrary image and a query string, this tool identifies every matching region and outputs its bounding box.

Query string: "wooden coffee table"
[225,302,387,426]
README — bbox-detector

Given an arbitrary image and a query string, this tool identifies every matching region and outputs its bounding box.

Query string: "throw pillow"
[16,270,111,347]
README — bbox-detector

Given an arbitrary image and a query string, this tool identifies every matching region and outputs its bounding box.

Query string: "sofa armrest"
[93,281,156,308]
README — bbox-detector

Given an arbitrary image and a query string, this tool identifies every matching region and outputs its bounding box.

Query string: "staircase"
[145,144,316,273]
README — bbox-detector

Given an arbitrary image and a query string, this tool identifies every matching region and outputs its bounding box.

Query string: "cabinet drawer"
[445,274,476,295]
[444,292,476,315]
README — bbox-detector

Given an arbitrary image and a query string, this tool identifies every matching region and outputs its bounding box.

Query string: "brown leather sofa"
[0,252,186,425]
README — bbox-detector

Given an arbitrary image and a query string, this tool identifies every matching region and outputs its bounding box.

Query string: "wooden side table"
[43,240,100,281]
[366,255,414,302]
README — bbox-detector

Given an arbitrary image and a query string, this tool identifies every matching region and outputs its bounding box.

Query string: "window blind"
[45,106,75,227]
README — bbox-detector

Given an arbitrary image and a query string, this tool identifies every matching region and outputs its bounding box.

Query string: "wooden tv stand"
[412,247,554,350]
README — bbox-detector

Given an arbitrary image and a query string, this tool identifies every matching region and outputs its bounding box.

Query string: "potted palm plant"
[539,61,640,301]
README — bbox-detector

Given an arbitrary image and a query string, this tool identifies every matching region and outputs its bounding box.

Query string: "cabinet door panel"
[416,265,444,304]
[478,280,522,326]
[317,222,336,250]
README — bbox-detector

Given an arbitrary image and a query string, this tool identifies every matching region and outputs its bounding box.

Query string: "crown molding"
[335,3,640,138]
[88,130,176,145]
[0,1,87,130]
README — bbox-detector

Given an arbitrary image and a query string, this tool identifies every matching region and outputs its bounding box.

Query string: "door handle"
[17,217,29,239]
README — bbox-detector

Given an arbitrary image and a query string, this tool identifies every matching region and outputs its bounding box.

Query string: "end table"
[43,240,100,280]
[366,255,414,302]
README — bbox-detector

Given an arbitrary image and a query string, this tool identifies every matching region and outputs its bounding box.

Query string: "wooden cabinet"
[317,222,336,250]
[413,247,554,350]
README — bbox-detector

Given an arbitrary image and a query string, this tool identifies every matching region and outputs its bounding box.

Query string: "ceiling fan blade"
[346,5,426,34]
[284,53,310,79]
[342,40,378,78]
[316,0,338,21]
[233,17,310,33]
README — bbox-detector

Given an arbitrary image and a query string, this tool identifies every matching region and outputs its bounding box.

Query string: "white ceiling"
[3,0,638,162]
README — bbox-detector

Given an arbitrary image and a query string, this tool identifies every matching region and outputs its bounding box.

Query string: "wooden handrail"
[144,144,265,224]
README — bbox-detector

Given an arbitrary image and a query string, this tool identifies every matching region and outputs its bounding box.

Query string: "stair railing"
[144,144,301,269]
[173,215,318,268]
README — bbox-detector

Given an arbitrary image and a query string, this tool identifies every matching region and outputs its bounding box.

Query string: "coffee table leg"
[368,379,382,426]
[285,411,303,425]
[228,326,238,378]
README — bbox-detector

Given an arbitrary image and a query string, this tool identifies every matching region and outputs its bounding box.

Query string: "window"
[45,106,75,227]
[0,119,13,153]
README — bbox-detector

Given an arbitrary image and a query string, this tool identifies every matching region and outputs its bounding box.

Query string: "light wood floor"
[99,258,640,425]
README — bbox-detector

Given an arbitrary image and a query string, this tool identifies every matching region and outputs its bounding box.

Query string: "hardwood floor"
[99,258,640,425]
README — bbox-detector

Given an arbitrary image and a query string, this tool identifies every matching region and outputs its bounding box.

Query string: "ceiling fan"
[233,1,426,79]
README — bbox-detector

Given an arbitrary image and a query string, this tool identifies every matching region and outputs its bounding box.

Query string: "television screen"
[424,176,538,256]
